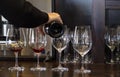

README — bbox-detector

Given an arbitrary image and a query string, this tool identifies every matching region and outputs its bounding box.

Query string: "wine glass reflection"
[104,27,118,64]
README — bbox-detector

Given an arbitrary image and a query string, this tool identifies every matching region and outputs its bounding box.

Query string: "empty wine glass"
[52,26,69,72]
[29,27,47,71]
[115,26,120,63]
[104,27,118,64]
[6,26,25,71]
[72,25,92,73]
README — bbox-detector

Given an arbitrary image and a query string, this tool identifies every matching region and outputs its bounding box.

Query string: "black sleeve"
[0,0,49,28]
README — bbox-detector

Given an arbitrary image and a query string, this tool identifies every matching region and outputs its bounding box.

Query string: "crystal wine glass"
[72,25,92,73]
[115,26,120,63]
[52,26,69,72]
[6,26,25,71]
[29,27,47,71]
[104,27,118,64]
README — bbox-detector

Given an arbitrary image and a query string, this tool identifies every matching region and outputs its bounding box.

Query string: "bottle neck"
[44,22,64,38]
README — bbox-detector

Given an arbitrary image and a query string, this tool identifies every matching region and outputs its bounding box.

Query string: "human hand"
[47,12,63,24]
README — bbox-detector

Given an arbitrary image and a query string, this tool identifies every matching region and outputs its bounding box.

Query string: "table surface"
[0,61,120,77]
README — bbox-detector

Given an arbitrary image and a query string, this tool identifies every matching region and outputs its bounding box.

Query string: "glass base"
[74,69,91,73]
[8,66,25,71]
[30,67,46,71]
[106,62,115,64]
[52,66,68,72]
[106,60,115,64]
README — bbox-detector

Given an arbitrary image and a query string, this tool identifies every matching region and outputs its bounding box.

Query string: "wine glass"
[104,27,118,64]
[116,26,120,62]
[6,26,25,71]
[72,25,92,73]
[52,26,69,72]
[29,27,47,71]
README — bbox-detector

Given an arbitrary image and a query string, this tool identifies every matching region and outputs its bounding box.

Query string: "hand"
[47,12,63,24]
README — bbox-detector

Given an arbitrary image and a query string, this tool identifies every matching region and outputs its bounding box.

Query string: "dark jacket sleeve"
[0,0,49,28]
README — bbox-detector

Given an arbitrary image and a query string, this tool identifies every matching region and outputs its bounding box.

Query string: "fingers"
[47,12,63,24]
[53,12,63,24]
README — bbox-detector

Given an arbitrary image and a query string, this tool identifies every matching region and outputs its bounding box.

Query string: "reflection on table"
[0,61,120,77]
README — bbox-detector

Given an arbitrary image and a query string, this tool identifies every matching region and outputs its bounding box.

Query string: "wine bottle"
[44,22,65,38]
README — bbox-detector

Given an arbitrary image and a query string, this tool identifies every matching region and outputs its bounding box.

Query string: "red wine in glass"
[9,47,23,53]
[32,47,44,53]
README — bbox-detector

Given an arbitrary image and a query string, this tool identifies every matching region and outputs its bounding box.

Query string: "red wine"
[9,47,22,52]
[32,47,44,53]
[44,22,65,38]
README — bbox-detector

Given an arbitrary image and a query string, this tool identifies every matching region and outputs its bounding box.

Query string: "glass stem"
[111,51,114,63]
[15,52,18,67]
[37,53,40,67]
[74,50,76,62]
[81,56,85,70]
[58,51,62,67]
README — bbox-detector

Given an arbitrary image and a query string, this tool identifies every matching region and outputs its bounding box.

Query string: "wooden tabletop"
[0,61,120,77]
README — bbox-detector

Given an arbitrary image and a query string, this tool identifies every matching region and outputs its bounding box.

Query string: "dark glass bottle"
[44,22,65,38]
